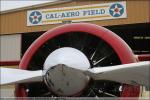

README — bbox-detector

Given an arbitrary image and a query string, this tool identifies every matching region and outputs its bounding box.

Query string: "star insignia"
[30,12,42,23]
[110,4,123,16]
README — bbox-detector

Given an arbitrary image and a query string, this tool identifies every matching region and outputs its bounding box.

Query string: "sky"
[1,0,56,12]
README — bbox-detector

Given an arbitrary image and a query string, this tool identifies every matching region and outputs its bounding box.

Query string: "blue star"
[29,11,42,24]
[109,3,124,17]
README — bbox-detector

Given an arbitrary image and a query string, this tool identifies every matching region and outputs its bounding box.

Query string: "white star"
[30,12,41,23]
[110,4,122,16]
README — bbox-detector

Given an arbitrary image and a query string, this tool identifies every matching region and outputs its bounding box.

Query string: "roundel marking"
[109,3,124,17]
[29,11,42,24]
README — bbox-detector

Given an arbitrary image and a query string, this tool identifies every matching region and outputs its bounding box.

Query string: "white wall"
[0,34,21,61]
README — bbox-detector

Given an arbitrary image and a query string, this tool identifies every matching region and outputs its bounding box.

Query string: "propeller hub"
[43,47,91,96]
[44,64,90,96]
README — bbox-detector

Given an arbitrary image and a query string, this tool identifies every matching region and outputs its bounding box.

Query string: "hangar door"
[0,34,21,63]
[22,23,150,56]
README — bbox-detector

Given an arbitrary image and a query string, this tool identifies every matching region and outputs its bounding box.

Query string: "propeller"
[0,47,149,96]
[85,61,150,87]
[0,68,43,85]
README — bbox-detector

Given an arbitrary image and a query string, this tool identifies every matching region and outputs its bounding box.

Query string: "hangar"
[0,0,150,98]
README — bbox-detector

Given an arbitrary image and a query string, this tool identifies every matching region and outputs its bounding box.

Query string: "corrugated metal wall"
[0,0,150,35]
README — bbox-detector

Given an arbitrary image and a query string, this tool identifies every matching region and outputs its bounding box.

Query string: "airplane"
[0,23,150,97]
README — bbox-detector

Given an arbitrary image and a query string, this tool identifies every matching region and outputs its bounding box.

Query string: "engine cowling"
[15,23,140,97]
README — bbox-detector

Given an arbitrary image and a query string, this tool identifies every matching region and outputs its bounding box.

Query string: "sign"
[27,1,127,26]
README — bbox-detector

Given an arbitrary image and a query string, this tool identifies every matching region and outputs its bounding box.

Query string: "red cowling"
[137,54,150,61]
[16,23,140,97]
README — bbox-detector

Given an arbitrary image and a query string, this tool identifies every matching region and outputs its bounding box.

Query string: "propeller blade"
[0,67,43,85]
[86,61,150,87]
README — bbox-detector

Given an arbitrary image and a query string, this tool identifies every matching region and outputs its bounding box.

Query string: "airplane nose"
[44,64,90,96]
[43,47,90,71]
[43,47,91,96]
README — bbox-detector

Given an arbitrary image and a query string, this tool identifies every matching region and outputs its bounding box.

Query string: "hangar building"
[0,0,149,67]
[0,0,150,98]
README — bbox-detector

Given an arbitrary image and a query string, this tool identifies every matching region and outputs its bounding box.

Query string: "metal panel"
[0,34,21,61]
